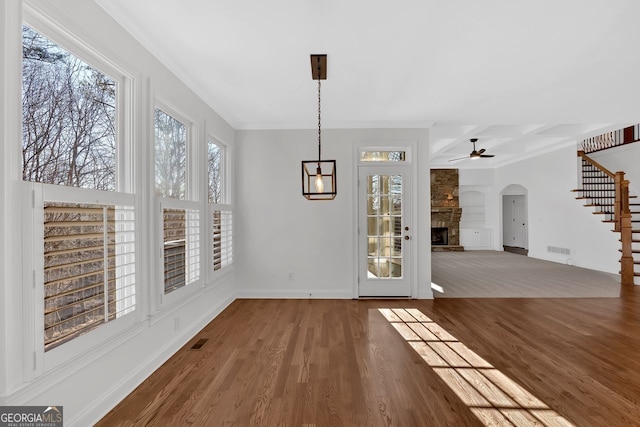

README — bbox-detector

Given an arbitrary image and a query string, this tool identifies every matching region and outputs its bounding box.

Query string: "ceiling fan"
[448,138,495,162]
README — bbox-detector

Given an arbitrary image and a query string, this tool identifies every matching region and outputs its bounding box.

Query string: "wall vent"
[547,246,571,255]
[189,338,208,350]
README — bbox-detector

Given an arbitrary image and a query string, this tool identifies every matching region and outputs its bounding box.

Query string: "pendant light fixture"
[302,54,336,200]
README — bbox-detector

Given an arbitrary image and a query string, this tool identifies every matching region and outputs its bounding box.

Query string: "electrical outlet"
[288,271,294,280]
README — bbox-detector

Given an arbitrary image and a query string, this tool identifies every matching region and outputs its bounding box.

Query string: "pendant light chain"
[317,79,322,163]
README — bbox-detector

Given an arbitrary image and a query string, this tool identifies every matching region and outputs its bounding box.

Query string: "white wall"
[235,128,433,299]
[492,145,619,273]
[590,142,640,195]
[1,1,237,426]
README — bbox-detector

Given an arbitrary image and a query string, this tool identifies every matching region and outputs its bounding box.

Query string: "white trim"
[1,1,24,398]
[5,291,235,427]
[76,292,235,427]
[353,139,419,298]
[235,289,354,299]
[2,321,145,407]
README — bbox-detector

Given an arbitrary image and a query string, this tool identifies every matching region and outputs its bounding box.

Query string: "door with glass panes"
[358,165,411,296]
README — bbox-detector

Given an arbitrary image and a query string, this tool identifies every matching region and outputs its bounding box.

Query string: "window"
[156,107,199,294]
[22,25,136,352]
[22,25,117,190]
[360,151,406,162]
[208,140,222,204]
[207,139,232,272]
[155,108,186,199]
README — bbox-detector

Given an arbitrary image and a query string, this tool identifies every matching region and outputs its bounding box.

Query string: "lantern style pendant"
[302,54,337,200]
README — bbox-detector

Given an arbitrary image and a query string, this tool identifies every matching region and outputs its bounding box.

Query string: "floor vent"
[547,246,571,255]
[189,338,208,350]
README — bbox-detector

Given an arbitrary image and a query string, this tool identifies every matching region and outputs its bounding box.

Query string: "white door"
[358,166,411,297]
[503,195,528,248]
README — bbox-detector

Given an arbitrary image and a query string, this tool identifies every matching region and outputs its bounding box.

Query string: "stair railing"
[578,151,634,285]
[582,125,639,154]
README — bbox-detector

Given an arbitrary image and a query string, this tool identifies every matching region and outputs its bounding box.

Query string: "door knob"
[404,235,410,240]
[404,226,409,231]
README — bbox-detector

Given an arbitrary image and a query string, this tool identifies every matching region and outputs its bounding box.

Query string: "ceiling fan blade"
[479,154,495,158]
[448,156,469,162]
[478,148,486,155]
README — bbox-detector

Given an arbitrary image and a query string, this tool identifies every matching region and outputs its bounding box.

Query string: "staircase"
[573,151,638,285]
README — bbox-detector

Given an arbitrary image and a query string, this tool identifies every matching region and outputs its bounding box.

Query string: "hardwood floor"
[98,288,640,426]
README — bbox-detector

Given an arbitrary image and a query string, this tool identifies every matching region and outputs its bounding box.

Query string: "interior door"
[513,195,528,249]
[503,195,528,249]
[358,166,411,297]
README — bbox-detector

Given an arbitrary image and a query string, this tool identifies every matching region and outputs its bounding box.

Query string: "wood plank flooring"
[98,288,640,426]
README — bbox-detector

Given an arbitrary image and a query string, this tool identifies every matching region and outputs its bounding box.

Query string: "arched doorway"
[501,184,528,255]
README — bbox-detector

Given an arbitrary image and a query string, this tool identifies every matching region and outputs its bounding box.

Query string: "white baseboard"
[236,288,354,299]
[73,292,236,427]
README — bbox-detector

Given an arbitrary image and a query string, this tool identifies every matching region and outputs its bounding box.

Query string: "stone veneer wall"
[430,169,462,247]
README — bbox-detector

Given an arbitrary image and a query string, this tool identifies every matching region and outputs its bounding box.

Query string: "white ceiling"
[97,0,640,168]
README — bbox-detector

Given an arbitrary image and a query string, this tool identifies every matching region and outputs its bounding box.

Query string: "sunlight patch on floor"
[430,282,445,294]
[378,308,574,427]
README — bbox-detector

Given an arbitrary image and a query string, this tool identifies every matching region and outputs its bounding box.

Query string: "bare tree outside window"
[22,26,116,190]
[208,140,222,203]
[155,109,186,199]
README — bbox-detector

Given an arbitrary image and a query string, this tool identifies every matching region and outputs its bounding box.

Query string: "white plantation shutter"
[212,206,232,271]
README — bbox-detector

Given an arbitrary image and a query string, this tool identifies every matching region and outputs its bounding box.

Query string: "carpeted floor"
[431,250,621,298]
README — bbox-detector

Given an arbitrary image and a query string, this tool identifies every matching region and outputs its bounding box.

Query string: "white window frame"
[207,138,226,205]
[30,183,138,374]
[206,136,233,284]
[153,101,202,307]
[20,12,139,377]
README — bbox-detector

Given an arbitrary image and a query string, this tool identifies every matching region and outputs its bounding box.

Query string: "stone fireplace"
[431,227,448,246]
[430,169,464,252]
